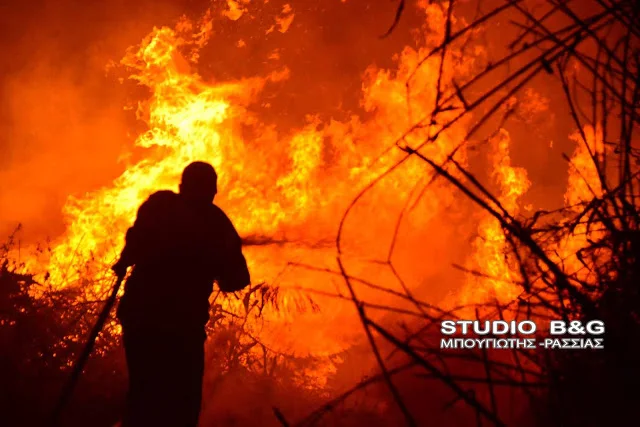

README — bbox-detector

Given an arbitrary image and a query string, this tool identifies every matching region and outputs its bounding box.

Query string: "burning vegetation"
[0,0,638,426]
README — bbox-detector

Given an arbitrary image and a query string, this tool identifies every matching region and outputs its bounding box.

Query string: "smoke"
[0,0,191,242]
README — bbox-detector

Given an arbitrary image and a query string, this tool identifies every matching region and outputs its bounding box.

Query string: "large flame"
[553,125,608,286]
[11,1,607,387]
[458,128,531,307]
[455,123,609,310]
[16,3,474,365]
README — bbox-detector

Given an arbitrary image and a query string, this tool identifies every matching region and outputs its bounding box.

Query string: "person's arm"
[111,191,171,278]
[215,210,251,293]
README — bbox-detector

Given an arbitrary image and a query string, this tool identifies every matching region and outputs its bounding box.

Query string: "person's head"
[179,161,218,205]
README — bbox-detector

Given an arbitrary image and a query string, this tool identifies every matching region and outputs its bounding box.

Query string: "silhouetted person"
[112,161,250,427]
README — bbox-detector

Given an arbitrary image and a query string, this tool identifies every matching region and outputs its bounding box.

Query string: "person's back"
[112,161,250,427]
[116,190,249,330]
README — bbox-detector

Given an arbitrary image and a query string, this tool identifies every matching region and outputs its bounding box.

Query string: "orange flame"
[11,1,609,387]
[16,3,475,369]
[457,129,531,308]
[553,125,607,285]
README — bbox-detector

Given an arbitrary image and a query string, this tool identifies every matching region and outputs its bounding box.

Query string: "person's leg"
[121,327,205,427]
[122,328,169,426]
[167,329,206,427]
[121,328,146,427]
[183,330,206,427]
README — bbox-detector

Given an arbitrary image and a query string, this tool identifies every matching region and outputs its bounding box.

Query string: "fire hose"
[49,274,125,427]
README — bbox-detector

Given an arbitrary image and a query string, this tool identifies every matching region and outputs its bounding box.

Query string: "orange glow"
[457,129,531,307]
[15,3,474,373]
[8,1,609,389]
[553,125,607,286]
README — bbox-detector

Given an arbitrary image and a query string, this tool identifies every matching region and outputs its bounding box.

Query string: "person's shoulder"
[148,190,178,199]
[144,190,179,207]
[209,204,239,230]
[209,203,232,222]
